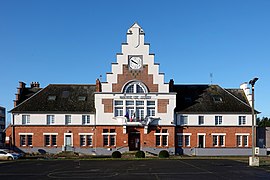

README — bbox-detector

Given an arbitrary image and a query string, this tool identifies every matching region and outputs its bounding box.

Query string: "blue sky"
[0,0,269,124]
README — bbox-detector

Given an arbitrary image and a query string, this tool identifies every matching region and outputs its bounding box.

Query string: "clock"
[129,56,142,70]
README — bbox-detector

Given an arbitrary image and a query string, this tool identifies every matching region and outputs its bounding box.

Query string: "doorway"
[198,135,205,148]
[128,132,140,151]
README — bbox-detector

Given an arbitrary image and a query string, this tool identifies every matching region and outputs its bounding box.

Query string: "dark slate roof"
[11,84,96,113]
[173,84,252,114]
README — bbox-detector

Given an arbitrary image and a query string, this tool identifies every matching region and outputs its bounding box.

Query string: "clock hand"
[131,60,138,64]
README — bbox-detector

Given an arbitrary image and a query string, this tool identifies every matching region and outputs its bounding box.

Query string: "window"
[178,135,183,146]
[65,115,71,125]
[20,135,32,146]
[236,135,249,147]
[212,95,223,102]
[45,135,50,146]
[184,135,190,146]
[147,101,155,117]
[78,96,86,101]
[198,116,204,125]
[213,135,225,147]
[52,135,57,146]
[44,134,57,146]
[239,116,246,125]
[114,100,124,117]
[80,135,92,146]
[178,115,188,125]
[47,115,55,125]
[48,95,56,101]
[22,115,30,125]
[124,81,148,94]
[82,115,90,125]
[102,129,116,146]
[20,135,26,146]
[177,134,190,147]
[155,129,168,146]
[215,116,222,125]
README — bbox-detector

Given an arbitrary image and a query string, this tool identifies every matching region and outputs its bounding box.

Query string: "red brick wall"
[176,126,253,148]
[102,99,113,113]
[158,99,169,113]
[8,125,176,149]
[112,65,158,93]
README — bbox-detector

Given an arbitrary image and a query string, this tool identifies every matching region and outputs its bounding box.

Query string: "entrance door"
[198,135,205,148]
[128,132,140,151]
[65,135,72,146]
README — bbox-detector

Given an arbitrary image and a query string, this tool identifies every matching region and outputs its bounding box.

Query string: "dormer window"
[78,96,86,101]
[48,96,56,101]
[212,95,223,102]
[123,81,148,94]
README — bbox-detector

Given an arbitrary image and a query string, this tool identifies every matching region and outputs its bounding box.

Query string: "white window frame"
[154,129,169,147]
[178,115,188,125]
[123,81,148,94]
[198,116,204,125]
[47,115,55,125]
[235,133,249,147]
[102,130,117,146]
[22,115,30,125]
[19,133,33,147]
[82,115,90,125]
[65,115,71,125]
[215,116,222,125]
[79,133,93,146]
[238,116,246,125]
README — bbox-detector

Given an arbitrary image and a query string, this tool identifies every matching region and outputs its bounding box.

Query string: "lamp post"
[249,77,259,166]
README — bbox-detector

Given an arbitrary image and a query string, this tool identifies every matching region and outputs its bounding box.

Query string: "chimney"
[14,81,26,107]
[31,82,40,88]
[169,79,174,92]
[240,82,252,106]
[96,79,102,92]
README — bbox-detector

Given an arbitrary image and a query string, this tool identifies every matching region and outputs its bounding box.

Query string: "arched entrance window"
[123,81,148,94]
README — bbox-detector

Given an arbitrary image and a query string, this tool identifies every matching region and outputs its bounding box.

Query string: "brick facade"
[176,126,253,148]
[112,65,158,93]
[158,99,169,113]
[102,99,113,113]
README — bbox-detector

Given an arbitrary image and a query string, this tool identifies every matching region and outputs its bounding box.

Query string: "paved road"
[0,159,269,179]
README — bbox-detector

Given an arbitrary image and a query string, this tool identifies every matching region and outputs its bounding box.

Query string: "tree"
[257,117,270,127]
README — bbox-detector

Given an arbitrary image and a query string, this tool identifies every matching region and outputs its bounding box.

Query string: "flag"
[125,112,129,121]
[131,112,136,122]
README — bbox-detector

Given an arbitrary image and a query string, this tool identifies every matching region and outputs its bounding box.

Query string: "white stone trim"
[211,133,226,136]
[102,133,117,135]
[177,133,192,136]
[154,133,169,135]
[78,133,94,135]
[235,133,250,136]
[197,133,206,136]
[19,133,34,135]
[43,133,58,135]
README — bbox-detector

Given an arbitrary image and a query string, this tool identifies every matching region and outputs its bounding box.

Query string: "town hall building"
[6,23,258,156]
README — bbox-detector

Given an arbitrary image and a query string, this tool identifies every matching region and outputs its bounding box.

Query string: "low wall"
[177,148,267,156]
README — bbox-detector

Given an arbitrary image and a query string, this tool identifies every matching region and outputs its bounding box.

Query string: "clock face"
[129,56,142,70]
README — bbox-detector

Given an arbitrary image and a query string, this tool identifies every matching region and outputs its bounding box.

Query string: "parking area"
[0,159,270,180]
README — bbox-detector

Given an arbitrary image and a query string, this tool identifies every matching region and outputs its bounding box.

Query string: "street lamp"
[249,77,259,166]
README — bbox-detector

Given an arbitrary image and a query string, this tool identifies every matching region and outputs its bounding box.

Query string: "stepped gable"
[173,84,252,113]
[11,84,96,113]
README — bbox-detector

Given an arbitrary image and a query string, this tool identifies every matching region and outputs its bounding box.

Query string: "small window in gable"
[123,81,148,94]
[48,96,56,101]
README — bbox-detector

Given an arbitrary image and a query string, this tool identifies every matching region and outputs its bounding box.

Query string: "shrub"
[159,150,169,158]
[111,151,122,158]
[135,151,145,158]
